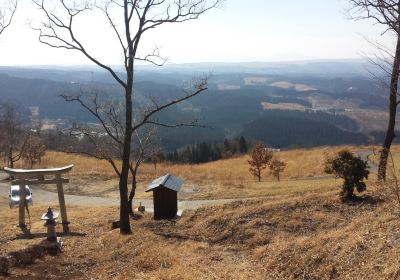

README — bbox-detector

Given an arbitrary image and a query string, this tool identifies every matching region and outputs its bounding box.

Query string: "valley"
[0,61,394,152]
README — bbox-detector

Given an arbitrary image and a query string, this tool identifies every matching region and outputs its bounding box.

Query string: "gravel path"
[0,173,239,212]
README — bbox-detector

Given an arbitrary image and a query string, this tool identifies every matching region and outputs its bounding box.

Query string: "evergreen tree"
[223,139,230,151]
[239,136,248,154]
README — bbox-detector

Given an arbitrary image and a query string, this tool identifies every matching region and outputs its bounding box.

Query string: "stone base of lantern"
[44,221,57,242]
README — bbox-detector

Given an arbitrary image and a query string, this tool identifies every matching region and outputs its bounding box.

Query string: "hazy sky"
[0,0,395,66]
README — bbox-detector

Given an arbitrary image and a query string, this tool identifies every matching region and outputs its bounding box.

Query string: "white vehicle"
[9,185,33,209]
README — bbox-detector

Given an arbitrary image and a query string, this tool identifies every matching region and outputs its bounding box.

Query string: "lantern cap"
[41,207,59,220]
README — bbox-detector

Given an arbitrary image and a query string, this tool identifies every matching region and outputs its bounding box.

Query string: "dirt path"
[0,173,239,212]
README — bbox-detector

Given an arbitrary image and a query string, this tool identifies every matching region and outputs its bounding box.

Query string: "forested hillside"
[0,61,393,150]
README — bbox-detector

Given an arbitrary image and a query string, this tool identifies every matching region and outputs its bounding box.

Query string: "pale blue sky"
[0,0,394,65]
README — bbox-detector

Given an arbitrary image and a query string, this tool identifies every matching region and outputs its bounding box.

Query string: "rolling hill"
[0,60,394,150]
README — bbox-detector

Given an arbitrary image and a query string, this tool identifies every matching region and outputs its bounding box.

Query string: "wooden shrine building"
[145,174,183,220]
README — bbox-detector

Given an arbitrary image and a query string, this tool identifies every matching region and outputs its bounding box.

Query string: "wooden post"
[18,178,26,228]
[56,174,70,233]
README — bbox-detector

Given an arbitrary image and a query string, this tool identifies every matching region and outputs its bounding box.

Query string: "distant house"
[267,148,281,153]
[145,174,183,220]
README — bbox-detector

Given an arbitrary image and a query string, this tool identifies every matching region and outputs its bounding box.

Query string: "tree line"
[165,137,248,164]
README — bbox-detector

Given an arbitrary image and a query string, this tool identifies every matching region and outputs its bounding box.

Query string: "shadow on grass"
[342,195,384,205]
[13,231,86,240]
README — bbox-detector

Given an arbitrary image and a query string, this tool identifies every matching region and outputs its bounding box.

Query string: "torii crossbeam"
[3,165,74,233]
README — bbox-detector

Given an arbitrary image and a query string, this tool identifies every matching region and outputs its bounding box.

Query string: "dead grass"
[6,145,370,200]
[261,102,307,111]
[145,185,400,280]
[1,183,400,279]
[0,204,266,279]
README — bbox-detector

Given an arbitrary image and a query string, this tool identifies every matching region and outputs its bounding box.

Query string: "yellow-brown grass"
[7,145,371,200]
[1,183,400,279]
[36,145,364,181]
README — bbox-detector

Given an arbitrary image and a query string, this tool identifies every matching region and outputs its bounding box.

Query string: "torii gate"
[3,165,74,233]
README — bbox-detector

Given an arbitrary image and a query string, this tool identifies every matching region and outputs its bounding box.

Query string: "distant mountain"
[0,61,392,150]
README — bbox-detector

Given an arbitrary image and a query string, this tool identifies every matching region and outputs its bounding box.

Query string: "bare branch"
[132,76,209,131]
[348,0,400,35]
[32,0,127,87]
[0,0,17,35]
[61,93,124,146]
[135,46,168,66]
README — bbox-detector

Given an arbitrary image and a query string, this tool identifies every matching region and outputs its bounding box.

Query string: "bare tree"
[0,103,28,169]
[21,134,46,168]
[269,158,286,181]
[32,0,220,234]
[248,144,273,182]
[0,0,17,35]
[349,0,400,181]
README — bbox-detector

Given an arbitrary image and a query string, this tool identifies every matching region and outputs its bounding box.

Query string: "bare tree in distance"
[0,103,28,169]
[269,158,286,182]
[248,143,273,182]
[348,0,400,181]
[21,134,46,168]
[0,0,17,35]
[32,0,221,234]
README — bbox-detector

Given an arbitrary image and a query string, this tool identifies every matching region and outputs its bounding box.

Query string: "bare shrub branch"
[0,0,17,35]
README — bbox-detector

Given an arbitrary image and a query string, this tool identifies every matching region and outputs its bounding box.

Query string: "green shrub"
[325,150,369,200]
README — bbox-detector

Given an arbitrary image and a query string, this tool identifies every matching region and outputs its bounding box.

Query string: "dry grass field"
[269,81,317,92]
[9,145,371,200]
[1,145,399,279]
[1,183,400,279]
[261,102,307,111]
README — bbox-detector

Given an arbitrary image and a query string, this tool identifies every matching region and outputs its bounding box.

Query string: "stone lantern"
[41,207,60,241]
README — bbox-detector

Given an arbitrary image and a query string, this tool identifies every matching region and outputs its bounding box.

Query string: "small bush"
[325,150,369,200]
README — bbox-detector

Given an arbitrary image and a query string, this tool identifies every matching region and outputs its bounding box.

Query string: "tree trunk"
[8,148,13,168]
[119,160,131,234]
[119,49,134,234]
[128,173,137,216]
[378,36,400,181]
